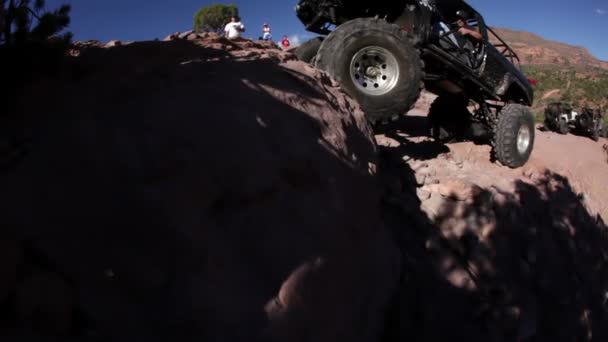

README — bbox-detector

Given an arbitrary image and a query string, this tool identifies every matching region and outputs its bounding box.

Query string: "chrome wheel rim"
[349,46,399,96]
[517,125,531,155]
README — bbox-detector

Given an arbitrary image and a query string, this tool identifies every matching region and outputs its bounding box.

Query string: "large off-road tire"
[314,18,422,123]
[427,94,471,142]
[558,119,569,135]
[494,104,535,168]
[294,37,323,64]
[592,117,603,141]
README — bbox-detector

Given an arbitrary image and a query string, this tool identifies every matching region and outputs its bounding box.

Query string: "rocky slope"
[1,34,607,341]
[376,92,608,341]
[492,27,608,69]
[0,34,398,341]
[381,92,608,221]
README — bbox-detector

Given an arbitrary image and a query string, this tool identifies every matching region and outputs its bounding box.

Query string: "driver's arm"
[459,26,482,41]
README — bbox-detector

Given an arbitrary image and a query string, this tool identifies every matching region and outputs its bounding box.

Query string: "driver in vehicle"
[432,10,482,53]
[455,10,482,42]
[452,10,483,68]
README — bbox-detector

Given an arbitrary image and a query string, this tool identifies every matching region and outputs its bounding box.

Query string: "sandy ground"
[376,93,608,341]
[376,92,608,220]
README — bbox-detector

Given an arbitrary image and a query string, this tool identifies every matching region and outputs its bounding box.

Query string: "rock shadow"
[0,39,394,342]
[381,164,608,341]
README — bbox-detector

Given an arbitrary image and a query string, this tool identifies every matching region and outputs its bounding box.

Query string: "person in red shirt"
[281,35,290,50]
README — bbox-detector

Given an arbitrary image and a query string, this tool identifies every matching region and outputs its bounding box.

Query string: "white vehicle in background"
[544,102,605,141]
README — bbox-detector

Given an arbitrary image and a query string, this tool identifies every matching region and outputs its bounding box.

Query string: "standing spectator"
[281,35,290,50]
[224,16,245,39]
[262,23,272,41]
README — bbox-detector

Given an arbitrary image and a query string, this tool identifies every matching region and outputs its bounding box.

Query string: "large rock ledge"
[0,36,399,340]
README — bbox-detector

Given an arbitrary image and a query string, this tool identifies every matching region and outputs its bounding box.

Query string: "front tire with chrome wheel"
[494,104,535,168]
[314,18,422,123]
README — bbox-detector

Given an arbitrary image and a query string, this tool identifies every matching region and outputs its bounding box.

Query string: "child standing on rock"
[262,23,272,41]
[281,35,290,50]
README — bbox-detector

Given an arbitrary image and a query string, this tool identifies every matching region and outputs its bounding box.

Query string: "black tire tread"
[558,120,569,135]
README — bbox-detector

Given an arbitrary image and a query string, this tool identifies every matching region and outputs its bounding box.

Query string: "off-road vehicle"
[544,102,605,141]
[294,0,535,168]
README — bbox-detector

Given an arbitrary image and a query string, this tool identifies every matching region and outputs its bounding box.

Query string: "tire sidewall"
[558,119,569,134]
[592,120,602,141]
[592,125,600,141]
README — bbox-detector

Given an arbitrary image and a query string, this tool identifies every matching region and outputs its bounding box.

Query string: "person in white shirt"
[224,16,245,39]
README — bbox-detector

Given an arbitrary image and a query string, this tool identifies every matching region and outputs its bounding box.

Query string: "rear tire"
[592,123,601,141]
[558,119,569,135]
[543,117,557,132]
[315,18,422,123]
[427,94,471,142]
[294,37,323,64]
[494,104,535,168]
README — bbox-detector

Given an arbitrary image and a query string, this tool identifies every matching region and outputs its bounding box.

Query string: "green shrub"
[523,64,608,109]
[193,3,238,33]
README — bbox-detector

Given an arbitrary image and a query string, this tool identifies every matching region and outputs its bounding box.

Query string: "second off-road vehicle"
[294,0,535,168]
[544,102,605,141]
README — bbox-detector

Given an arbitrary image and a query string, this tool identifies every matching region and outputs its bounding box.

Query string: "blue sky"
[45,0,608,60]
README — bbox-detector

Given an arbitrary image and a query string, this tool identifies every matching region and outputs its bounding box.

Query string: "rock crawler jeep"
[294,0,536,168]
[544,102,605,141]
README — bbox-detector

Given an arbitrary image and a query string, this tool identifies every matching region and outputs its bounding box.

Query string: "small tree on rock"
[193,3,238,33]
[1,0,71,45]
[1,0,72,117]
